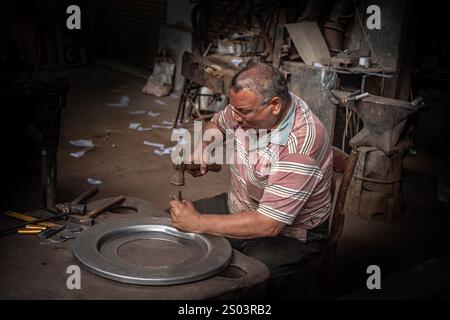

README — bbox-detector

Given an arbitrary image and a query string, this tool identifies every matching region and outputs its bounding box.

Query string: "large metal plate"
[73,217,232,285]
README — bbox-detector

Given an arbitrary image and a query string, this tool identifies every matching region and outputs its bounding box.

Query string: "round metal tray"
[73,217,232,285]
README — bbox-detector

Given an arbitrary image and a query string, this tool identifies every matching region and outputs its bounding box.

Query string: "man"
[169,63,333,296]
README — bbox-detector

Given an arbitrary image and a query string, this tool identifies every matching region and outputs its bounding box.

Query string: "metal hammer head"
[170,163,185,186]
[55,203,86,215]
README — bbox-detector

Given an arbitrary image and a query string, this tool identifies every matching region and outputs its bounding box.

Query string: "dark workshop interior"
[1,0,450,301]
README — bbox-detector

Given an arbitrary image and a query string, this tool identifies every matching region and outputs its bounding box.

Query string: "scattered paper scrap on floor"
[154,99,167,106]
[87,178,102,185]
[129,122,141,130]
[108,96,130,107]
[128,110,146,115]
[70,139,95,148]
[147,111,160,117]
[70,150,87,158]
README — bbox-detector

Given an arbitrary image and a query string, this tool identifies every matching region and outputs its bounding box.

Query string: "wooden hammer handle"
[87,195,126,219]
[185,163,222,172]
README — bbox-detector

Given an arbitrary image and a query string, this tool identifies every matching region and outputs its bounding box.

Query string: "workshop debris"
[285,22,331,65]
[70,139,95,148]
[154,147,175,156]
[152,124,172,130]
[161,120,174,126]
[70,150,87,158]
[87,178,102,185]
[137,127,152,132]
[154,99,167,106]
[128,110,146,115]
[129,122,141,130]
[216,32,263,56]
[142,56,175,97]
[108,96,130,107]
[147,111,160,117]
[143,141,165,149]
[172,127,189,136]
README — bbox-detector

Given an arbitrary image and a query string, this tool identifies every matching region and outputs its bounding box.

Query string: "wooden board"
[285,22,331,65]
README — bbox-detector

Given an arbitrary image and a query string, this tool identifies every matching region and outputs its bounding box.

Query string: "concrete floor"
[2,65,450,299]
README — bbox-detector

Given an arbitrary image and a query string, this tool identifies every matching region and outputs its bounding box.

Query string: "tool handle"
[185,163,222,172]
[87,195,126,219]
[71,186,99,205]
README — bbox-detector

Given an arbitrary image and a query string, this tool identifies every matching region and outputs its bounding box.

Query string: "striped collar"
[244,92,296,152]
[270,92,296,146]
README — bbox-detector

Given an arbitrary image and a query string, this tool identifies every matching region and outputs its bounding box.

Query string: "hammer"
[170,163,222,186]
[54,186,99,214]
[72,195,126,225]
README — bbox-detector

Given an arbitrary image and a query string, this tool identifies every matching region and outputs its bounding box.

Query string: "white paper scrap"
[151,125,172,129]
[129,122,141,129]
[70,139,95,148]
[154,99,167,106]
[108,96,130,107]
[143,141,165,149]
[70,150,87,158]
[87,178,102,185]
[128,110,146,115]
[147,111,160,117]
[154,147,175,156]
[137,127,152,132]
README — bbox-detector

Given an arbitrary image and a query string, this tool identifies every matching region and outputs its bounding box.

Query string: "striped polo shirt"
[211,92,333,242]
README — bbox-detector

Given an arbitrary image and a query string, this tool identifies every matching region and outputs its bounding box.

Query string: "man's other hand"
[169,199,201,233]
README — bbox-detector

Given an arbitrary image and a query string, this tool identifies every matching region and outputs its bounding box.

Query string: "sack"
[142,58,175,97]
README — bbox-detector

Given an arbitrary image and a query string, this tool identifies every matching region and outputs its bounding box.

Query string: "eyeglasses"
[228,96,274,120]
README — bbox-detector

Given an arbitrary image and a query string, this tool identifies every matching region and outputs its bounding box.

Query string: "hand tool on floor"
[54,186,99,214]
[170,163,222,186]
[38,225,67,239]
[1,211,73,237]
[71,195,126,226]
[4,211,60,228]
[17,228,43,235]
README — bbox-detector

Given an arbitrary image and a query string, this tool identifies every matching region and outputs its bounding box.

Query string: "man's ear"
[271,97,282,115]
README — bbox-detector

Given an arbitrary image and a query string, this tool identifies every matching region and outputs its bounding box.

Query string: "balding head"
[230,63,289,103]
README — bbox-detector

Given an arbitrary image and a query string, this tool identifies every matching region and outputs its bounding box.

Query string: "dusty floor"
[3,65,450,299]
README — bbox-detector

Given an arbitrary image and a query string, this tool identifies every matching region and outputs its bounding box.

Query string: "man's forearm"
[194,210,285,239]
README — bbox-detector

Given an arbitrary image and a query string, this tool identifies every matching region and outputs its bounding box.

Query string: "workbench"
[0,204,269,300]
